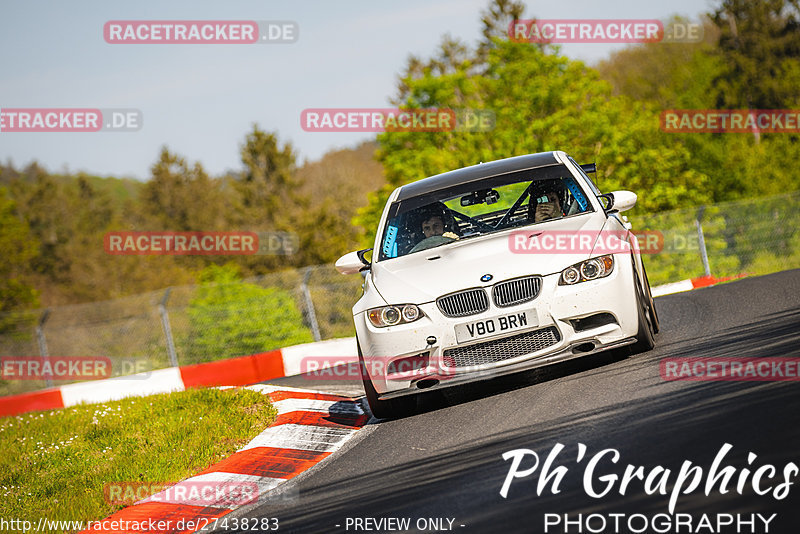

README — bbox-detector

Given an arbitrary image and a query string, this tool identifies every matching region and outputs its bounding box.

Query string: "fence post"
[301,267,322,342]
[36,309,53,388]
[695,206,711,277]
[159,288,179,367]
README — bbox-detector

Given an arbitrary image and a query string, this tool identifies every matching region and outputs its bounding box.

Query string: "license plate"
[454,310,538,343]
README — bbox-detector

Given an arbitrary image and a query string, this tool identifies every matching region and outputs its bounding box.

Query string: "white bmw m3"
[336,151,658,418]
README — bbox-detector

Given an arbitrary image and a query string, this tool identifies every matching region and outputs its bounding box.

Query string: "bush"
[180,264,313,364]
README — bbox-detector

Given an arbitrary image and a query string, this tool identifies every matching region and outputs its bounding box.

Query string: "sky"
[0,0,714,180]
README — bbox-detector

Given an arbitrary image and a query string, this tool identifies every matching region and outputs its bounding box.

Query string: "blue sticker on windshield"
[383,225,398,258]
[566,178,589,211]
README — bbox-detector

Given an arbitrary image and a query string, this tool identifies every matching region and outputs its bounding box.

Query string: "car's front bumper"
[355,257,640,397]
[377,335,636,399]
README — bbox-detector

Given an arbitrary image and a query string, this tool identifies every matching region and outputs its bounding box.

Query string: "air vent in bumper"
[442,326,561,368]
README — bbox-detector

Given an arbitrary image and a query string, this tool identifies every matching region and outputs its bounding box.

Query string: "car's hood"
[371,215,613,304]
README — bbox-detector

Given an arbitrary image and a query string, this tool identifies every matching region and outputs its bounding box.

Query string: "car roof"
[395,152,561,202]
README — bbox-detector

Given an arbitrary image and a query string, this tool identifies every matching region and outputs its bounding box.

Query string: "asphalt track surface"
[225,269,800,534]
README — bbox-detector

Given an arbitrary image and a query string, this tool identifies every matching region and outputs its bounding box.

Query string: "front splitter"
[377,337,636,400]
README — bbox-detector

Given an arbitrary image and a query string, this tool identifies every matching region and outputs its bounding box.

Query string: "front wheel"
[628,266,656,355]
[641,262,660,334]
[358,341,415,419]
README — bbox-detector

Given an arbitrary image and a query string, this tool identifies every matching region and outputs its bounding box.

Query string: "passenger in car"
[530,180,566,223]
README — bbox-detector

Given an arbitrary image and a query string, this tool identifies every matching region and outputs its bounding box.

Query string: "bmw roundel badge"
[480,274,493,282]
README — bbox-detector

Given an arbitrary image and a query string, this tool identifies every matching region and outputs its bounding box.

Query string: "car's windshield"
[378,165,593,260]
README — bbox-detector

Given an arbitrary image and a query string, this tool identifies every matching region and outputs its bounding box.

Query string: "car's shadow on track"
[366,347,633,422]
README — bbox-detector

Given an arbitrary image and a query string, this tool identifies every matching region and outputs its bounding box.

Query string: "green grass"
[0,387,276,529]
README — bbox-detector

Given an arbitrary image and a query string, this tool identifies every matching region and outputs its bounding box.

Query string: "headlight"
[559,255,614,285]
[368,304,424,327]
[401,304,419,322]
[581,258,603,280]
[382,307,401,325]
[562,266,581,285]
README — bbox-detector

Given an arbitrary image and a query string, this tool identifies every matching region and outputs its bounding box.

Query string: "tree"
[231,125,305,230]
[0,187,39,316]
[596,4,800,202]
[710,0,800,109]
[5,168,124,303]
[140,147,229,232]
[294,141,386,260]
[181,264,312,364]
[597,16,723,109]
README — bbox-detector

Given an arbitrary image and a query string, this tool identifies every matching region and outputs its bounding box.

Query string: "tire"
[641,262,660,334]
[358,341,415,419]
[628,265,656,355]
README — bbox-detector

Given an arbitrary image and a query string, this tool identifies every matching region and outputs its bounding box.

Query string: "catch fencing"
[634,191,800,286]
[0,266,362,396]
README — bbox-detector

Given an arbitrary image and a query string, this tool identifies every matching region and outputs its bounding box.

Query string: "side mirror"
[335,248,372,274]
[600,191,637,214]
